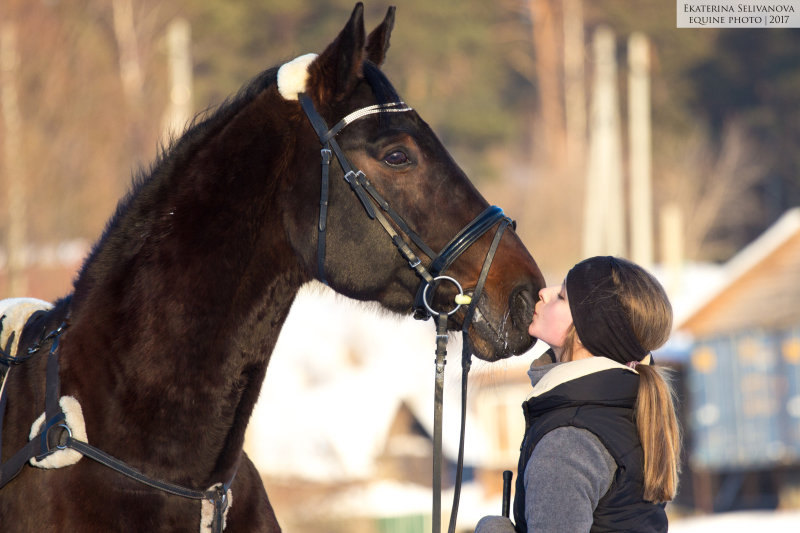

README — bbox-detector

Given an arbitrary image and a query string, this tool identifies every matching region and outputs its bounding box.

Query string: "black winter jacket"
[513,358,667,532]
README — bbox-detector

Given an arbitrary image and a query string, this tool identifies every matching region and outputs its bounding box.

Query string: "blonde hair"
[613,258,681,503]
[566,258,682,503]
[561,324,578,362]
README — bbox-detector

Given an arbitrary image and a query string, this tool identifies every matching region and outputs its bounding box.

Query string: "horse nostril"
[510,287,535,330]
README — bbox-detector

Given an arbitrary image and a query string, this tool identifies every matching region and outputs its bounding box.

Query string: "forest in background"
[2,0,800,284]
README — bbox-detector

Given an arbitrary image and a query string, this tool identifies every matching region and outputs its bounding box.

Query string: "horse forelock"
[362,60,401,106]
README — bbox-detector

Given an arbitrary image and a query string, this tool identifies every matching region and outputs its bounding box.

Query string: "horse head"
[279,4,545,361]
[0,4,547,530]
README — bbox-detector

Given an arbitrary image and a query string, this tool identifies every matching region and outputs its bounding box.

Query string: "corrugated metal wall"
[689,328,800,469]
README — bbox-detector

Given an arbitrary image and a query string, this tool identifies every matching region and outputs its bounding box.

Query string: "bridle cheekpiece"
[296,66,513,533]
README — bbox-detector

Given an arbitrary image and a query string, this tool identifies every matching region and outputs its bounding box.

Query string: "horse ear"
[365,6,395,67]
[308,3,366,102]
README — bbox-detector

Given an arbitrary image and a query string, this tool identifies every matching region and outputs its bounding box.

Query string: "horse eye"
[384,150,409,167]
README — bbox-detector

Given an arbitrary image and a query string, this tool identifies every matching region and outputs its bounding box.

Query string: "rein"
[0,322,234,533]
[298,93,511,533]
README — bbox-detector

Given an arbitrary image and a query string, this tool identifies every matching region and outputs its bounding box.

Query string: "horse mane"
[155,67,280,183]
[72,60,398,302]
[72,68,279,296]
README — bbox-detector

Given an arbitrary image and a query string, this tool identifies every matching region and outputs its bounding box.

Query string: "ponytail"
[634,364,681,503]
[567,256,682,502]
[608,257,681,503]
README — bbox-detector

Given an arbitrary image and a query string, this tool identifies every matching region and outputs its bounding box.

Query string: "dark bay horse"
[0,4,544,531]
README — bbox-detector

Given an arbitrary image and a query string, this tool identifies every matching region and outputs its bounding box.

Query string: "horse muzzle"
[467,283,538,361]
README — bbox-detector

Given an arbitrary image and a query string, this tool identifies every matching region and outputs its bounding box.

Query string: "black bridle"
[298,92,512,533]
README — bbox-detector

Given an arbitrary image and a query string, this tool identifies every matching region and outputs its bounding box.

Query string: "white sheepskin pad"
[29,395,88,469]
[0,297,53,357]
[200,483,233,533]
[277,53,318,100]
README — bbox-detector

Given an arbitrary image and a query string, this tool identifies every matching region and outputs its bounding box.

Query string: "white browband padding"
[277,53,318,100]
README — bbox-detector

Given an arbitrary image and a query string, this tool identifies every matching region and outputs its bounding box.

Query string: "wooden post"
[659,203,684,299]
[583,27,624,258]
[1,23,28,296]
[112,0,143,106]
[628,33,654,268]
[162,18,193,139]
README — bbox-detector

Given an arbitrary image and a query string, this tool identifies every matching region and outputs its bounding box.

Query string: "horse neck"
[62,90,312,486]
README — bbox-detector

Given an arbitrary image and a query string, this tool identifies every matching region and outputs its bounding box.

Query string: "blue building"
[676,208,800,512]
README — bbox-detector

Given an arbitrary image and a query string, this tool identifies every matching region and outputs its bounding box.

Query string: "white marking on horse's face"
[277,53,318,100]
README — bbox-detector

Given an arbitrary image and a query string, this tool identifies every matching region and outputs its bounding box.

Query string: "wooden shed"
[676,208,800,512]
[678,208,800,337]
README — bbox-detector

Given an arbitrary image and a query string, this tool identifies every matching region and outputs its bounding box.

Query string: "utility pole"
[628,33,654,268]
[660,203,684,299]
[162,18,193,139]
[583,27,624,258]
[1,23,28,296]
[112,0,143,107]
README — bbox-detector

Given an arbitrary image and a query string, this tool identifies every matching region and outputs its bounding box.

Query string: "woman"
[476,256,681,532]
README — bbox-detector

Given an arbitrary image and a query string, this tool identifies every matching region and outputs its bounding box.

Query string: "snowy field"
[670,510,800,532]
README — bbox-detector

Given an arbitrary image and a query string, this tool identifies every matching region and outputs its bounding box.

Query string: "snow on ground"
[292,476,800,532]
[244,282,497,480]
[669,510,800,532]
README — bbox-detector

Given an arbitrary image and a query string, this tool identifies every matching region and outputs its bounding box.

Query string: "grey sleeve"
[474,516,516,533]
[524,426,617,533]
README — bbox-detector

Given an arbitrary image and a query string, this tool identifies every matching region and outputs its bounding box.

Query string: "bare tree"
[527,0,566,167]
[1,23,28,295]
[656,120,766,262]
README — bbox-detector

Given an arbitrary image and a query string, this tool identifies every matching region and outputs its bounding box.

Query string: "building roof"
[677,208,800,337]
